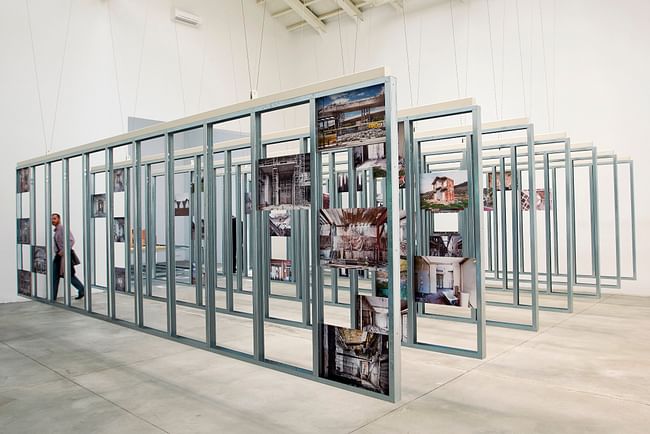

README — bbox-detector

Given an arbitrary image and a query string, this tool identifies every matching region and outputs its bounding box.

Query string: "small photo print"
[429,232,463,257]
[487,171,512,191]
[17,168,30,193]
[319,207,388,270]
[174,196,190,217]
[115,267,126,292]
[353,143,386,178]
[322,324,389,396]
[32,246,47,275]
[92,194,107,218]
[113,218,125,243]
[420,170,469,212]
[258,153,311,211]
[113,168,125,193]
[269,210,291,237]
[483,187,494,211]
[18,270,31,296]
[317,84,385,151]
[374,259,408,300]
[522,189,551,211]
[356,295,408,336]
[336,173,363,193]
[245,192,253,214]
[414,256,477,308]
[270,259,292,281]
[17,218,30,244]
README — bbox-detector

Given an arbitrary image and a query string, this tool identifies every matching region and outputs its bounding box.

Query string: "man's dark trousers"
[52,255,85,300]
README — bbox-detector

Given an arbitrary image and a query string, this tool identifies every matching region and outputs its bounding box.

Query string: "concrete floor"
[1,291,650,433]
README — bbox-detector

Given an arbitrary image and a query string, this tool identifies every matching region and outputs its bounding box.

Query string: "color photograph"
[374,259,408,300]
[429,232,463,257]
[319,207,387,270]
[353,143,386,177]
[17,218,30,244]
[317,84,385,151]
[18,270,31,296]
[336,173,363,193]
[113,218,125,243]
[483,187,494,211]
[420,170,469,212]
[269,210,291,237]
[17,168,30,193]
[32,246,47,275]
[414,256,477,308]
[321,324,389,396]
[113,168,125,193]
[115,267,126,292]
[257,153,311,211]
[92,194,107,218]
[521,189,551,211]
[487,171,512,191]
[270,259,292,281]
[356,295,407,335]
[175,196,190,216]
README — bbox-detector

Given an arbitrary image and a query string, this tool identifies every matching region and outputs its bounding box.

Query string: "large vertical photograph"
[92,194,107,218]
[429,232,463,257]
[257,153,311,211]
[113,168,125,193]
[269,210,291,237]
[17,270,31,296]
[420,170,469,212]
[115,267,126,292]
[113,218,126,242]
[32,246,47,274]
[17,218,30,244]
[414,256,477,308]
[17,168,30,193]
[319,207,387,270]
[321,324,389,396]
[317,84,385,151]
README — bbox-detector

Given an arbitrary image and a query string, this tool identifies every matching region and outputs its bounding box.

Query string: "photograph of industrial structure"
[17,270,31,296]
[429,232,463,257]
[91,194,106,218]
[115,267,126,292]
[317,84,385,151]
[414,256,477,308]
[521,189,551,211]
[174,196,190,216]
[322,324,389,396]
[375,259,408,300]
[257,153,311,211]
[17,167,30,193]
[113,168,125,193]
[420,170,469,211]
[17,218,30,244]
[113,218,125,243]
[270,259,291,281]
[319,207,387,270]
[353,143,386,177]
[487,170,512,191]
[269,210,291,237]
[32,246,47,275]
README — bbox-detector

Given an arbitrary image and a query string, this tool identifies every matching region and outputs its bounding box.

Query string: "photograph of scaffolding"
[257,153,311,211]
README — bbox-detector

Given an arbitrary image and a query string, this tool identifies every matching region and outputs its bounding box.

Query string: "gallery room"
[2,0,649,432]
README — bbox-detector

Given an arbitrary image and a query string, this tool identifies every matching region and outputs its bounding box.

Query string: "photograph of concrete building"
[487,171,512,191]
[317,84,385,151]
[322,324,389,396]
[270,259,292,281]
[429,232,463,257]
[17,167,30,193]
[319,207,387,270]
[420,170,469,211]
[17,218,30,244]
[17,270,31,296]
[257,153,311,211]
[353,142,386,177]
[269,210,291,237]
[32,246,46,275]
[115,267,126,292]
[414,256,477,308]
[113,168,125,193]
[113,218,125,243]
[92,194,106,218]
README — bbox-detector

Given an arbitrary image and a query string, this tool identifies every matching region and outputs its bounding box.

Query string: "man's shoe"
[75,293,84,300]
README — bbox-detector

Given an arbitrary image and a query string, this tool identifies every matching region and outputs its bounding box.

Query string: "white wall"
[2,0,649,302]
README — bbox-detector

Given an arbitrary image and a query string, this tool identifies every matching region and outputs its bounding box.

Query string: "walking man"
[51,213,85,300]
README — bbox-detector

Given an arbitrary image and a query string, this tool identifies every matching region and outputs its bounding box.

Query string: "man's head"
[51,213,61,227]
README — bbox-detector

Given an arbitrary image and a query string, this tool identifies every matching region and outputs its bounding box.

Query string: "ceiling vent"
[173,8,200,27]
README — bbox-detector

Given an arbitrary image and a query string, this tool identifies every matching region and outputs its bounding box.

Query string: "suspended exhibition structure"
[15,68,637,402]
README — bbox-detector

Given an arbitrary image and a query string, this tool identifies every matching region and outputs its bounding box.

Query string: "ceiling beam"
[335,0,364,21]
[281,0,327,34]
[272,0,322,19]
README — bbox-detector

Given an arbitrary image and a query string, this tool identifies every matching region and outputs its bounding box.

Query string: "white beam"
[281,0,327,34]
[335,0,364,20]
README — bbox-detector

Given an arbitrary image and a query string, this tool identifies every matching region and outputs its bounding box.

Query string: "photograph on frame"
[319,207,387,270]
[92,194,107,218]
[17,168,30,193]
[174,196,190,217]
[483,187,494,211]
[355,294,407,336]
[245,192,252,214]
[414,256,477,308]
[115,267,126,292]
[270,259,292,281]
[17,218,30,244]
[521,189,551,211]
[18,270,31,296]
[429,232,463,257]
[32,246,47,275]
[374,259,408,300]
[113,218,125,243]
[353,143,386,178]
[269,210,291,237]
[113,168,125,193]
[336,173,363,193]
[321,324,389,396]
[420,170,469,212]
[317,83,385,151]
[257,153,311,211]
[487,171,512,191]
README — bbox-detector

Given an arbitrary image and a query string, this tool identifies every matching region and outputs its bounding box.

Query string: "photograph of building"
[375,259,408,300]
[420,170,469,211]
[322,324,389,396]
[113,168,125,193]
[414,256,477,308]
[174,196,190,216]
[483,187,494,211]
[353,142,386,177]
[319,207,387,270]
[17,270,31,296]
[270,259,292,281]
[487,171,512,191]
[92,194,106,218]
[32,246,47,275]
[113,218,125,243]
[429,232,463,257]
[17,167,30,193]
[356,295,408,335]
[521,189,551,211]
[17,218,30,244]
[115,267,126,292]
[269,210,291,237]
[257,153,311,211]
[317,84,385,151]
